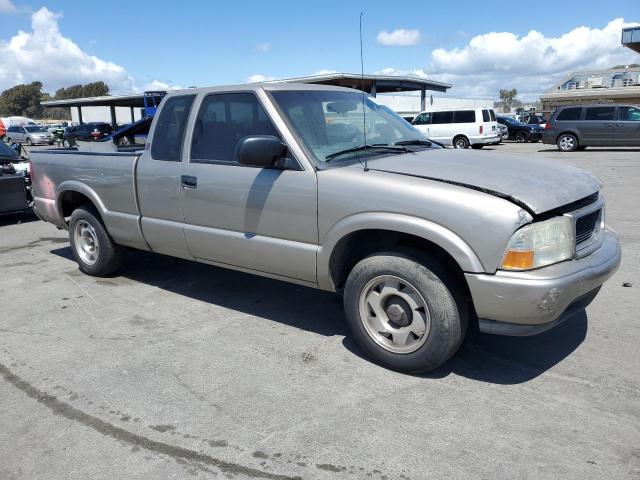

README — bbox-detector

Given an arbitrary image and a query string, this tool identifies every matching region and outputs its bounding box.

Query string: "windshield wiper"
[394,139,432,147]
[325,144,408,162]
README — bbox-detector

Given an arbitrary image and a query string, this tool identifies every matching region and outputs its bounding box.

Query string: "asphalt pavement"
[0,142,638,479]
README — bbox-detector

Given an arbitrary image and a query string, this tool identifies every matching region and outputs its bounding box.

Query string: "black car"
[497,116,544,142]
[62,122,113,147]
[0,141,30,216]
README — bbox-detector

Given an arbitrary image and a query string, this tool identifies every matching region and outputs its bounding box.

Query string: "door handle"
[604,123,613,127]
[615,123,624,127]
[181,175,198,189]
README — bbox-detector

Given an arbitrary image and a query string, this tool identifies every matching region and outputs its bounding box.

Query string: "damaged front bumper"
[465,229,621,336]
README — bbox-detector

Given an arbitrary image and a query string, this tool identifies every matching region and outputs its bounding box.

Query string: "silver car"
[5,125,54,145]
[30,83,621,373]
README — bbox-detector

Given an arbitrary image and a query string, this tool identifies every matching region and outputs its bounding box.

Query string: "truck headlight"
[501,216,574,270]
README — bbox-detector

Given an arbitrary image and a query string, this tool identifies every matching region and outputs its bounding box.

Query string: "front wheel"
[69,205,122,276]
[63,138,72,148]
[515,131,529,143]
[344,251,467,373]
[25,138,32,146]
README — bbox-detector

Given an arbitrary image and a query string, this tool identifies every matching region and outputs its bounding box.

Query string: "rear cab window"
[151,94,196,161]
[556,107,582,121]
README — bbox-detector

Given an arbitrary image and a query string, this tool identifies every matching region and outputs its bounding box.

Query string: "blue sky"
[1,0,639,100]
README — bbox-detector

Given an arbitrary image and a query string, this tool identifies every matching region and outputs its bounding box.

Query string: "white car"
[412,108,501,149]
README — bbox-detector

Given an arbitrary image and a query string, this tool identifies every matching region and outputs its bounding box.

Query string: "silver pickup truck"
[30,83,621,372]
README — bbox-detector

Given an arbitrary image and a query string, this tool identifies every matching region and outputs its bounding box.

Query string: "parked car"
[30,83,620,373]
[46,123,68,133]
[412,108,500,148]
[542,104,640,151]
[4,125,54,145]
[497,116,544,142]
[62,122,112,147]
[497,123,509,141]
[0,141,31,216]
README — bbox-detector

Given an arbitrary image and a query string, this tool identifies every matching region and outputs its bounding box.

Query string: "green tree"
[0,81,44,117]
[499,88,518,113]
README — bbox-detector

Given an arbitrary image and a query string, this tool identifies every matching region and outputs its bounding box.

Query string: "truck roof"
[163,82,360,99]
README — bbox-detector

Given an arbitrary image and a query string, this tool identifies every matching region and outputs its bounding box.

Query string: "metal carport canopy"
[41,93,147,128]
[274,72,452,110]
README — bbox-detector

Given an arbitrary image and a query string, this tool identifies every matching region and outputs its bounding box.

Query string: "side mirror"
[236,135,287,168]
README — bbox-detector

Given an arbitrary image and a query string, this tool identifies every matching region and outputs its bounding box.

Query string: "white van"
[411,108,500,148]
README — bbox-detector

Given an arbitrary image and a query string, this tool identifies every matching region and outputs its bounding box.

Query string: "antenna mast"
[359,12,369,171]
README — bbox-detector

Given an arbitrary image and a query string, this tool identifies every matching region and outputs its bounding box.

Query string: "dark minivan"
[542,104,640,151]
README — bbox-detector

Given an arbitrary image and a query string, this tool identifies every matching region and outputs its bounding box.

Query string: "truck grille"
[575,209,601,246]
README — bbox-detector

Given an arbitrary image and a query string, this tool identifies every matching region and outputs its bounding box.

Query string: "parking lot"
[0,142,638,479]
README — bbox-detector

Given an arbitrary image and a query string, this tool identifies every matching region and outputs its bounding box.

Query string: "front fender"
[316,212,485,291]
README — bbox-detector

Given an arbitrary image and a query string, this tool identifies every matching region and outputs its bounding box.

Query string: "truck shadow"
[51,246,587,385]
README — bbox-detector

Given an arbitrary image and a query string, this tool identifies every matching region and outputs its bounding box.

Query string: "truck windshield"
[271,90,431,164]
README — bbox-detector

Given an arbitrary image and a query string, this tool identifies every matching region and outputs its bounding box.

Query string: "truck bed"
[30,149,146,249]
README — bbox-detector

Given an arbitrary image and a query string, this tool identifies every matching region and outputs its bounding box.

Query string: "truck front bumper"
[465,229,621,336]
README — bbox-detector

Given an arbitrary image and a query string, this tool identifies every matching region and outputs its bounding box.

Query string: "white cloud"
[377,29,420,47]
[143,79,182,91]
[312,69,338,76]
[0,7,136,93]
[426,18,640,99]
[376,67,429,79]
[0,7,178,95]
[246,74,276,83]
[0,0,18,14]
[255,42,271,53]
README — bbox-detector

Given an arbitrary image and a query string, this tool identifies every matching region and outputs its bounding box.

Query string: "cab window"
[191,92,280,164]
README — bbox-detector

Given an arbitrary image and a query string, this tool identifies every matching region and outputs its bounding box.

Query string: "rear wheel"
[515,131,529,143]
[557,133,578,152]
[63,138,72,148]
[452,136,469,149]
[69,205,122,276]
[25,138,32,146]
[343,251,467,373]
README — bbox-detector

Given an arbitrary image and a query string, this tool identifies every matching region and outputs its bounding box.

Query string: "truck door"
[137,94,196,259]
[179,91,318,283]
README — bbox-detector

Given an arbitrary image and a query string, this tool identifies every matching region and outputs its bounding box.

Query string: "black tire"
[452,136,469,149]
[471,144,483,149]
[69,205,122,276]
[25,138,32,146]
[515,131,529,143]
[63,138,72,148]
[6,137,12,144]
[556,133,578,152]
[343,250,467,373]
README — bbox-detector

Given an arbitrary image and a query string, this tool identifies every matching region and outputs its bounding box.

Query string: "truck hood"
[365,148,602,215]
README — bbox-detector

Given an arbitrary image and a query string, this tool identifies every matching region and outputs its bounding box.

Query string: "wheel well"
[59,191,99,223]
[329,229,466,289]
